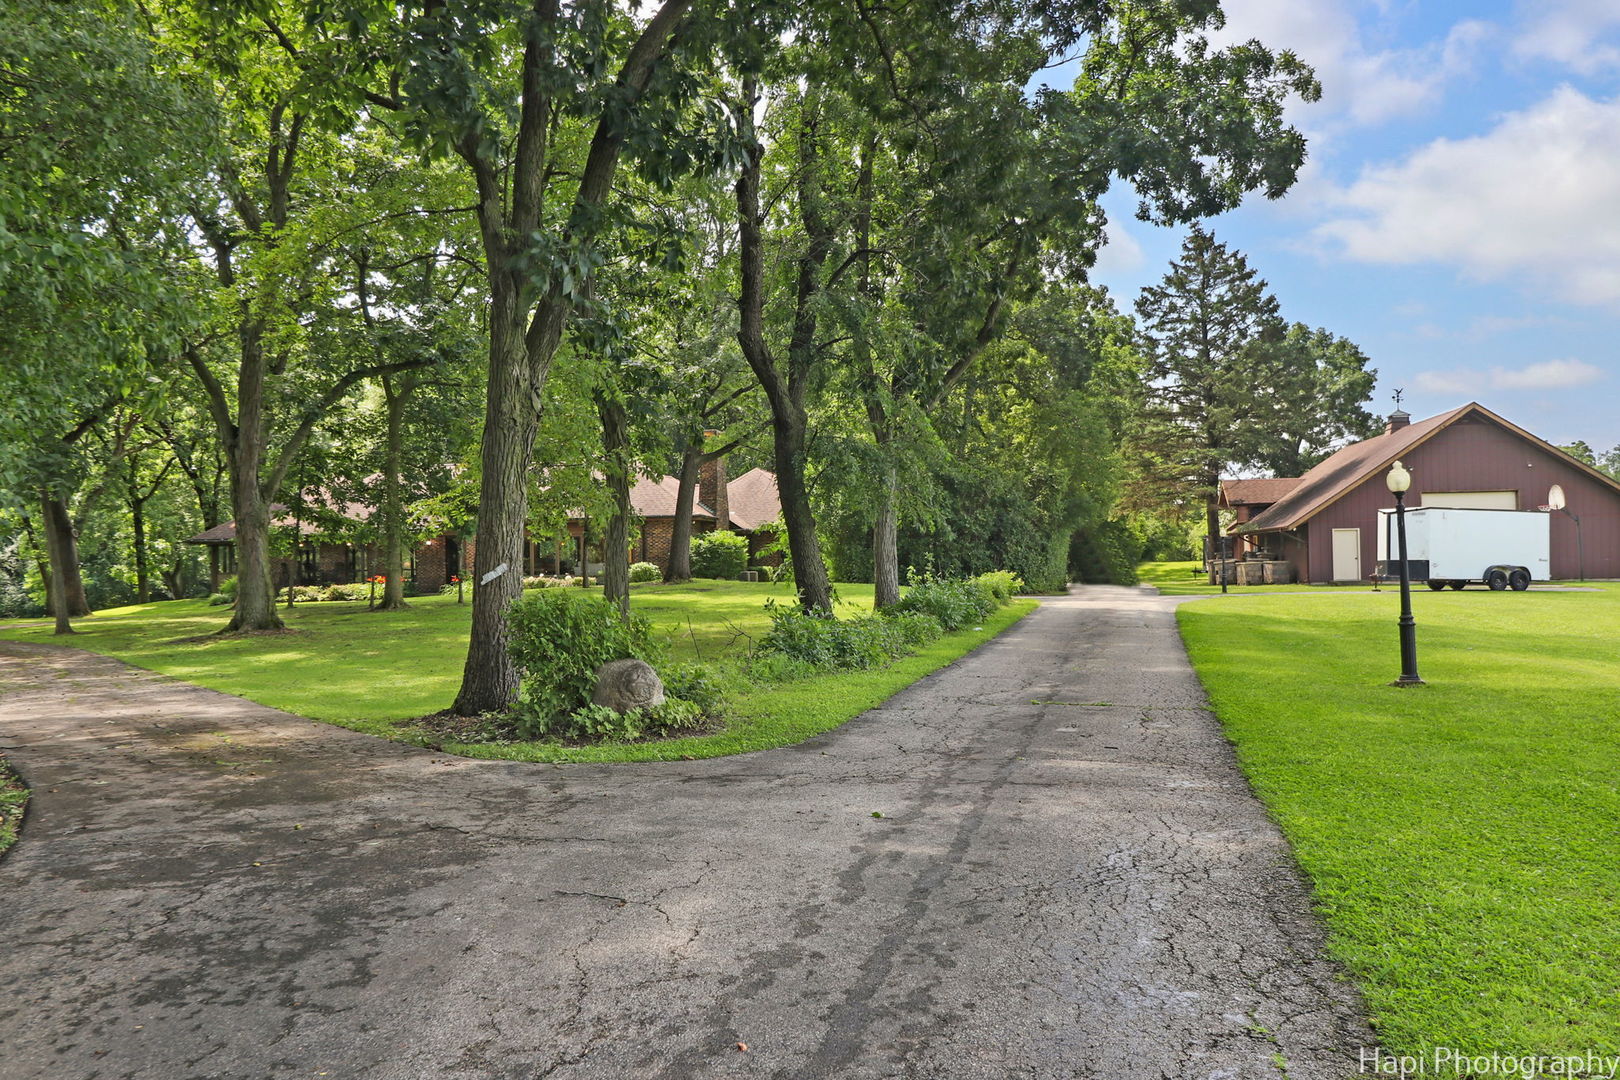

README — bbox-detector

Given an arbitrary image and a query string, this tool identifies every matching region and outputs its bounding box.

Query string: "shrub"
[522,575,577,589]
[745,651,818,683]
[319,583,369,602]
[891,574,996,631]
[1069,520,1142,586]
[507,590,665,738]
[551,697,706,742]
[885,611,944,647]
[691,530,749,579]
[218,576,238,601]
[661,663,727,715]
[628,561,662,583]
[760,606,912,671]
[207,592,231,606]
[974,570,1025,604]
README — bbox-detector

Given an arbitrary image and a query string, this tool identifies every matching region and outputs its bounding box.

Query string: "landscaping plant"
[507,590,666,738]
[690,531,749,580]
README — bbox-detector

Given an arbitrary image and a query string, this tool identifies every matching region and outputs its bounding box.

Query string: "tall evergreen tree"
[1134,227,1285,565]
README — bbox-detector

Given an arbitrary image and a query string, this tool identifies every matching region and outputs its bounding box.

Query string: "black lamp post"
[1386,460,1424,687]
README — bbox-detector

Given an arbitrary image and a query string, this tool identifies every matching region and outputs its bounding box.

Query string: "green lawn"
[1138,558,1326,596]
[0,581,1035,763]
[1178,583,1620,1058]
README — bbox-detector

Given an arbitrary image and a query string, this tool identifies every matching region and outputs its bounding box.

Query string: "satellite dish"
[1548,484,1567,511]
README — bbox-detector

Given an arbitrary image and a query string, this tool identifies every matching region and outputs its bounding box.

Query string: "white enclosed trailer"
[1375,507,1550,590]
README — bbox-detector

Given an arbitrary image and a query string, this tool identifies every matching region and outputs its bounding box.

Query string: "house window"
[220,544,237,574]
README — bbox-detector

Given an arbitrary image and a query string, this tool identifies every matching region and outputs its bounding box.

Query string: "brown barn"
[1230,402,1620,583]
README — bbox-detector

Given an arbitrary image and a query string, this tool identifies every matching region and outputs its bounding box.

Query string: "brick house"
[558,458,783,573]
[1227,402,1620,583]
[184,505,466,593]
[191,455,786,588]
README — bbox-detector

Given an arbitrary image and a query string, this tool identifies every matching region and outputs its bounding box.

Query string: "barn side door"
[1332,528,1362,582]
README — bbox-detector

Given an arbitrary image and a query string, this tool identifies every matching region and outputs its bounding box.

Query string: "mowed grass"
[1139,558,1325,596]
[1178,583,1620,1057]
[0,581,1035,763]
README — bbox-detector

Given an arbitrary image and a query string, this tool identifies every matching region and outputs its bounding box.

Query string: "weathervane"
[1392,388,1405,409]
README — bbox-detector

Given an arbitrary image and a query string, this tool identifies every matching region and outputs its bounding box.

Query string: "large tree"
[361,0,742,713]
[1255,323,1379,477]
[736,0,1319,612]
[1134,226,1287,565]
[0,1,207,630]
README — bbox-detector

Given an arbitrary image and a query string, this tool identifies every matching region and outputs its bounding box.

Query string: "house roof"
[191,466,784,543]
[1219,477,1301,508]
[1239,401,1620,533]
[629,475,715,520]
[726,467,781,531]
[184,503,344,545]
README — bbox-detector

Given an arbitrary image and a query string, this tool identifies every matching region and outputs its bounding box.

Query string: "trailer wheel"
[1509,569,1530,591]
[1486,569,1509,590]
[1448,581,1465,590]
[1426,580,1446,591]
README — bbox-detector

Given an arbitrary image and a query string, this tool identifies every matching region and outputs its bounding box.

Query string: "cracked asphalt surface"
[0,586,1372,1079]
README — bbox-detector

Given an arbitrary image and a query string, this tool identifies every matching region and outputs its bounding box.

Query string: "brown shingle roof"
[628,475,714,520]
[1219,477,1302,507]
[1240,406,1469,532]
[726,467,781,532]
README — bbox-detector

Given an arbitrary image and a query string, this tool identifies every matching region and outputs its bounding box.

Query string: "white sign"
[480,562,508,586]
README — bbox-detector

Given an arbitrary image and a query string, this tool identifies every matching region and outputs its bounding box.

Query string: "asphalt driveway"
[0,586,1371,1079]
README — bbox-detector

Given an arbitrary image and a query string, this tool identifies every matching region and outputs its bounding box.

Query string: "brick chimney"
[698,430,730,530]
[1385,409,1411,434]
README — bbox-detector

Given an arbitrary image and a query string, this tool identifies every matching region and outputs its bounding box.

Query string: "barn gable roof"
[1219,477,1302,508]
[1239,402,1620,533]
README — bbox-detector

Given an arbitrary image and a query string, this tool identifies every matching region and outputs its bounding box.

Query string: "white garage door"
[1421,490,1518,510]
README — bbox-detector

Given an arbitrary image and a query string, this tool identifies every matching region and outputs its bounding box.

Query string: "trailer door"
[1332,528,1361,582]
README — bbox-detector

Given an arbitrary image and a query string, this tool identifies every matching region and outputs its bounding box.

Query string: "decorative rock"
[591,658,665,713]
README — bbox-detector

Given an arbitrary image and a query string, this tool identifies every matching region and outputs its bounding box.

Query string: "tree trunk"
[39,493,75,634]
[772,415,834,614]
[872,462,901,609]
[132,492,149,604]
[598,397,631,618]
[733,80,833,615]
[43,496,90,616]
[224,322,286,632]
[1205,478,1222,585]
[376,374,413,611]
[229,475,282,631]
[665,443,701,583]
[451,305,536,715]
[161,562,184,601]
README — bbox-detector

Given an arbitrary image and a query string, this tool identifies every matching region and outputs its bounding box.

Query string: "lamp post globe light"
[1385,460,1425,687]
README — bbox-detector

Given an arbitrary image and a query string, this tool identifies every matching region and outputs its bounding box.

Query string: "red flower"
[450,576,461,583]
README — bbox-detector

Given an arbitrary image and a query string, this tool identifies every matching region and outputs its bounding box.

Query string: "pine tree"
[1134,227,1285,567]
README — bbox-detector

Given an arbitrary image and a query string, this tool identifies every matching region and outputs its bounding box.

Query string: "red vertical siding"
[1303,414,1620,582]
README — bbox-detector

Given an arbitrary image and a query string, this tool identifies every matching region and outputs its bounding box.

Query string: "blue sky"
[1052,0,1620,449]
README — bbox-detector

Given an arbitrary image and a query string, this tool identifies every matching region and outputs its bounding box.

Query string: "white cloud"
[1489,358,1604,389]
[1090,216,1145,277]
[1513,0,1620,74]
[1413,359,1604,395]
[1213,0,1489,131]
[1413,368,1475,395]
[1316,86,1620,306]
